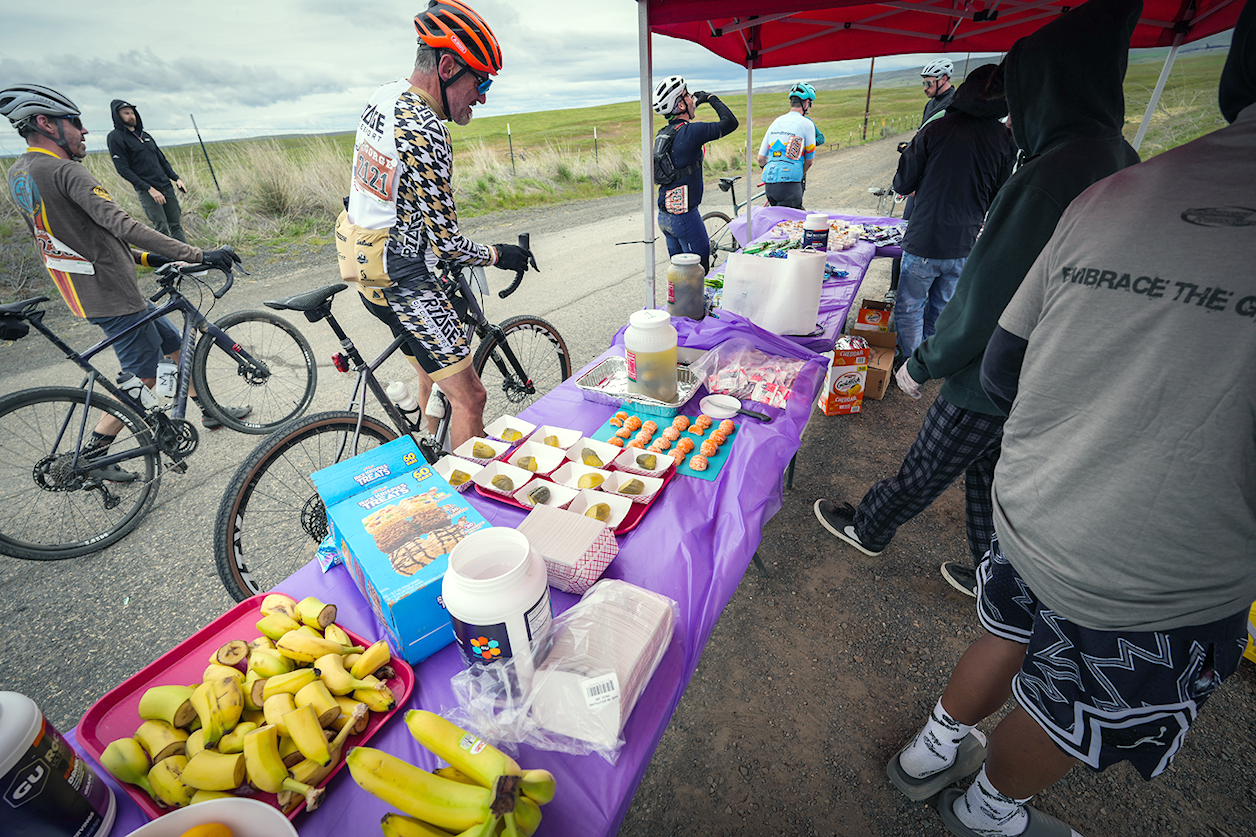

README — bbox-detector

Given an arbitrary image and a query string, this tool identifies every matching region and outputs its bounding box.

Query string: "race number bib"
[664,185,689,215]
[352,140,398,202]
[785,135,804,160]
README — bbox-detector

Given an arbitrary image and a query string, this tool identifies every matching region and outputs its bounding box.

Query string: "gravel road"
[1,132,1251,837]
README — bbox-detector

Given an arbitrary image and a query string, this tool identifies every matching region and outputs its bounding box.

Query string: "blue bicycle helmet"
[789,82,816,102]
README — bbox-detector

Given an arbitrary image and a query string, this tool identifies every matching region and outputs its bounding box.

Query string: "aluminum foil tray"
[575,356,699,417]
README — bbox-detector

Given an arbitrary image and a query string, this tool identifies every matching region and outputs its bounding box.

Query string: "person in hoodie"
[889,63,1014,360]
[890,4,1256,835]
[814,0,1142,601]
[107,100,187,242]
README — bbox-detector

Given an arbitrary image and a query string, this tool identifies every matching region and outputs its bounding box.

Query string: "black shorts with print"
[370,272,472,382]
[976,536,1248,780]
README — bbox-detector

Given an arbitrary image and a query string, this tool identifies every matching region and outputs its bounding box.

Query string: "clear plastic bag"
[446,579,678,764]
[688,337,806,409]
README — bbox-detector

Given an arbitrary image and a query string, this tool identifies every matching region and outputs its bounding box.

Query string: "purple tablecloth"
[724,208,905,354]
[69,312,827,837]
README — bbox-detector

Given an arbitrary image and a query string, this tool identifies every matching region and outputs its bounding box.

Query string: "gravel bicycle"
[0,252,318,560]
[214,234,570,601]
[702,175,768,262]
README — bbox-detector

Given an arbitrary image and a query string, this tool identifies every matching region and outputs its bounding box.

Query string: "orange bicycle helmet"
[415,0,503,76]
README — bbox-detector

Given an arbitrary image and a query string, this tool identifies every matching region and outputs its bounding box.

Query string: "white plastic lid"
[385,381,407,400]
[804,213,829,227]
[629,309,673,330]
[670,253,701,266]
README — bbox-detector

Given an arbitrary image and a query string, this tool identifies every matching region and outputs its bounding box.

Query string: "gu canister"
[0,692,115,837]
[443,528,553,684]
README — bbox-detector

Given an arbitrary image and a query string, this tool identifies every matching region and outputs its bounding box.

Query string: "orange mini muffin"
[672,415,691,431]
[662,426,681,441]
[700,439,719,457]
[689,454,709,471]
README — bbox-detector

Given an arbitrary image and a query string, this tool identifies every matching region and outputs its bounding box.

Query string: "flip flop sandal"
[887,731,988,801]
[938,788,1080,837]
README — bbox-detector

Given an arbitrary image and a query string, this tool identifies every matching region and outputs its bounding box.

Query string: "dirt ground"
[615,139,1256,837]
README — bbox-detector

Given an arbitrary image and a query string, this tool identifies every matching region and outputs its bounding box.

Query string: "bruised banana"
[100,737,155,799]
[353,674,397,712]
[260,592,299,620]
[207,639,249,668]
[203,663,246,683]
[314,652,386,696]
[347,746,494,833]
[323,623,353,647]
[296,596,337,630]
[133,719,188,762]
[404,710,520,789]
[276,631,364,663]
[189,676,243,747]
[349,639,392,680]
[136,684,197,728]
[181,749,246,791]
[256,612,302,641]
[148,755,194,808]
[217,721,257,754]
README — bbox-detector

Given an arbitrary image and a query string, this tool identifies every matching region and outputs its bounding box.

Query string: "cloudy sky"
[0,0,961,156]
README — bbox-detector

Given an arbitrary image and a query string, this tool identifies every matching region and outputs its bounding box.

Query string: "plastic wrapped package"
[688,337,807,409]
[447,579,678,764]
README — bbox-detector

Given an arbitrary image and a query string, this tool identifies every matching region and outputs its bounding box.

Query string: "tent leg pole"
[638,0,656,308]
[1132,36,1183,153]
[746,61,754,245]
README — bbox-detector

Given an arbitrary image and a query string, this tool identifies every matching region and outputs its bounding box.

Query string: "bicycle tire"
[214,411,397,601]
[702,210,734,256]
[192,310,317,435]
[0,386,159,560]
[472,315,571,422]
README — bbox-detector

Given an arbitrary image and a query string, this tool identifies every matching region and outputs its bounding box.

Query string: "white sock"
[899,699,978,779]
[952,765,1030,837]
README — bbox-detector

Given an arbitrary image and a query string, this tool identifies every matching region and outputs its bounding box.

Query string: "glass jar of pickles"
[666,253,706,321]
[624,309,678,402]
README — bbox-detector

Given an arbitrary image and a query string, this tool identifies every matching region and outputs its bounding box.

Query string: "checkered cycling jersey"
[347,79,492,276]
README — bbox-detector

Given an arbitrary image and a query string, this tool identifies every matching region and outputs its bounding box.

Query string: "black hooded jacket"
[893,63,1015,260]
[905,0,1144,415]
[107,100,180,193]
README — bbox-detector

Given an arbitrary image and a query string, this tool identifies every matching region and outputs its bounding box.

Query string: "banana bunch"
[348,711,555,837]
[97,592,401,818]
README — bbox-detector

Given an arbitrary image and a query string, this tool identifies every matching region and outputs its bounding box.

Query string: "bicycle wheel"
[192,310,317,435]
[0,386,159,560]
[215,411,397,601]
[472,315,571,423]
[702,210,734,257]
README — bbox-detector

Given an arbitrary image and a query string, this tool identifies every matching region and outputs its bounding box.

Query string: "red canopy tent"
[631,0,1242,302]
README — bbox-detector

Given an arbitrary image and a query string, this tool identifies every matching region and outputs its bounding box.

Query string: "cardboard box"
[852,298,893,333]
[817,343,869,415]
[851,298,898,401]
[311,437,493,664]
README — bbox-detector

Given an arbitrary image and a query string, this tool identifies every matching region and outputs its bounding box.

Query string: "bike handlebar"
[149,245,247,302]
[497,233,530,300]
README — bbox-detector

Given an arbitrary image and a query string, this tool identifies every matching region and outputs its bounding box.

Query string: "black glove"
[493,243,539,274]
[896,141,910,153]
[692,90,711,105]
[202,247,242,273]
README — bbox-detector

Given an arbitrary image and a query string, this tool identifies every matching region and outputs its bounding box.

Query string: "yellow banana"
[276,631,363,663]
[262,667,318,702]
[263,693,297,736]
[248,648,296,678]
[181,750,246,791]
[203,663,246,683]
[296,596,337,630]
[353,675,397,713]
[242,670,268,712]
[217,721,257,754]
[185,728,207,760]
[349,639,393,680]
[256,612,302,641]
[207,639,249,668]
[190,789,237,804]
[148,754,194,808]
[330,696,370,734]
[347,747,493,833]
[100,737,155,799]
[260,592,299,620]
[242,723,288,793]
[294,679,341,727]
[381,813,459,837]
[241,707,267,727]
[314,652,385,696]
[207,675,244,739]
[134,719,188,763]
[137,684,197,729]
[278,732,312,767]
[434,766,478,786]
[518,769,556,805]
[296,625,322,638]
[274,705,365,812]
[248,636,276,654]
[283,703,330,766]
[405,710,521,789]
[515,795,542,837]
[324,623,353,647]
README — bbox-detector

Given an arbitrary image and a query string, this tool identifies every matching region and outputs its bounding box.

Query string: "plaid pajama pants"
[852,395,1004,566]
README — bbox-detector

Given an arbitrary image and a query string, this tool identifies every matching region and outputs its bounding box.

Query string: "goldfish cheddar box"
[817,340,870,416]
[312,436,492,664]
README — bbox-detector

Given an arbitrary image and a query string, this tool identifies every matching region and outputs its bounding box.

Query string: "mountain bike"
[702,175,768,262]
[214,234,570,601]
[0,252,318,560]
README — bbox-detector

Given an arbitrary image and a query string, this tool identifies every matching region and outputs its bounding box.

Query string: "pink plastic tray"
[473,466,676,535]
[76,592,414,822]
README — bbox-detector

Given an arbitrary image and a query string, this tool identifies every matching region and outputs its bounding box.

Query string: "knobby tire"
[472,315,571,423]
[702,210,734,257]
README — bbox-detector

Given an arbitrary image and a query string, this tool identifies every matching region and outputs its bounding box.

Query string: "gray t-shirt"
[992,105,1256,632]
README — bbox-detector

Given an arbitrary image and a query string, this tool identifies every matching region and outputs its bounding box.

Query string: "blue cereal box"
[311,437,493,664]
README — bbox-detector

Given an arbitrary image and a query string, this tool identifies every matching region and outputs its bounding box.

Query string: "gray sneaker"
[201,404,252,430]
[813,499,883,556]
[940,561,978,598]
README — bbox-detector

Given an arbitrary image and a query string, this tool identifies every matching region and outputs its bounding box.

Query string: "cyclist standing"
[756,82,819,209]
[337,0,536,450]
[652,75,738,273]
[1,84,245,479]
[919,58,957,128]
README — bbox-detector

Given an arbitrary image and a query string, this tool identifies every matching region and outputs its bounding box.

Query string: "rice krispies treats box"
[311,436,492,664]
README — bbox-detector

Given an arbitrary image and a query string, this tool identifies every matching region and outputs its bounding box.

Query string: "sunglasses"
[921,78,938,87]
[57,115,85,130]
[449,60,493,96]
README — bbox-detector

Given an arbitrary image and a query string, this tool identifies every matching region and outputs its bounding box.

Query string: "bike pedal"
[168,460,189,474]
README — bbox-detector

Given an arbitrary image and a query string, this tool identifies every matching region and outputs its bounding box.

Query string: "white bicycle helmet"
[920,59,954,79]
[0,83,81,131]
[652,75,688,117]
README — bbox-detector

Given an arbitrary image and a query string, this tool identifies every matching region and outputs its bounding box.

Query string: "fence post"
[594,126,598,164]
[507,123,516,176]
[189,113,221,196]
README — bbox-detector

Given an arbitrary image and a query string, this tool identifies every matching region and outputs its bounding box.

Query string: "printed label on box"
[582,672,621,710]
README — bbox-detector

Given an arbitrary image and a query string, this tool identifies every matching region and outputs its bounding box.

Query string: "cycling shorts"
[363,274,471,382]
[977,537,1248,780]
[88,303,182,378]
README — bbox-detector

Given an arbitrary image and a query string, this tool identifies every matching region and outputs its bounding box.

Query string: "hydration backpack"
[653,123,701,186]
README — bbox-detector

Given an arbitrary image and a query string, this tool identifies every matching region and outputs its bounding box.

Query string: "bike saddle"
[0,296,48,315]
[718,176,742,192]
[264,284,349,313]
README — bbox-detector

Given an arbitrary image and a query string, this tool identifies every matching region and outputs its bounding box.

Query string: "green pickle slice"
[577,472,604,489]
[447,470,471,487]
[500,428,523,442]
[585,502,612,522]
[472,441,496,459]
[517,456,538,472]
[543,435,561,447]
[635,453,658,470]
[527,485,551,506]
[490,474,514,492]
[620,478,645,496]
[580,447,603,467]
